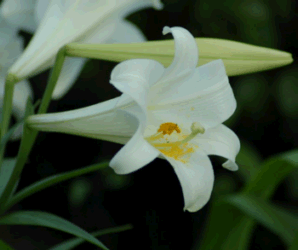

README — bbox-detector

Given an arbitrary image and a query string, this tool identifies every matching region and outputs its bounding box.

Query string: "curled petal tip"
[222,160,238,171]
[153,0,164,10]
[162,26,171,35]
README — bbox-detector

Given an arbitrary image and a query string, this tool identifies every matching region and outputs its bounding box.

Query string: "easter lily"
[0,15,33,139]
[4,0,163,99]
[27,26,240,212]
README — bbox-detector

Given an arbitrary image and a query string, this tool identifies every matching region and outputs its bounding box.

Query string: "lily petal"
[107,19,146,44]
[164,150,214,212]
[109,59,164,173]
[148,60,236,129]
[192,124,240,171]
[53,18,146,100]
[0,0,37,33]
[26,97,139,139]
[152,26,198,92]
[9,0,163,80]
[52,57,87,99]
[0,35,23,70]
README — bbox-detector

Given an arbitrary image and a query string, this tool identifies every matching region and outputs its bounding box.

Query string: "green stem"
[0,48,66,214]
[0,74,19,168]
[38,47,66,114]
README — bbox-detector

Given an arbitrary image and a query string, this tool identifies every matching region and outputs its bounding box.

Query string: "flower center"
[146,122,205,163]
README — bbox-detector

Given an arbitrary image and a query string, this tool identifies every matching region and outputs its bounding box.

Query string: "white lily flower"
[27,27,240,212]
[0,15,33,139]
[0,0,38,33]
[4,0,163,99]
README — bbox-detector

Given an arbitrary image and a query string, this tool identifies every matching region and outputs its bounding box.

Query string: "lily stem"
[0,48,67,214]
[0,74,19,170]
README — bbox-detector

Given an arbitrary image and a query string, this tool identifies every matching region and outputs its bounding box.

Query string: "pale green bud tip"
[195,38,294,76]
[153,0,164,10]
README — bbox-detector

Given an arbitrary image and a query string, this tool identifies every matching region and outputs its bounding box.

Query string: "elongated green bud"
[65,38,293,76]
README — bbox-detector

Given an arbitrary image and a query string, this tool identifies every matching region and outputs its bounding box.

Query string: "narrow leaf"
[198,150,298,250]
[242,150,298,197]
[289,231,298,250]
[0,211,108,250]
[0,239,14,250]
[0,158,16,199]
[225,194,297,246]
[4,162,109,211]
[50,224,133,250]
[0,99,34,211]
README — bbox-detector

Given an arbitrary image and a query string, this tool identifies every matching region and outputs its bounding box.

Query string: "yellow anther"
[157,122,181,135]
[145,122,204,163]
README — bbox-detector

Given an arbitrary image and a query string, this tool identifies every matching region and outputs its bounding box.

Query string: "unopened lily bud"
[65,37,293,76]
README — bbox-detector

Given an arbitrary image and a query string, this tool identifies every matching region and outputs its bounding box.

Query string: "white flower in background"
[0,0,37,33]
[27,27,240,212]
[1,0,163,99]
[0,15,33,139]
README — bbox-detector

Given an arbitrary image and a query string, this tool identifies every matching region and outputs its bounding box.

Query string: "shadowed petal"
[1,0,37,33]
[148,60,236,129]
[164,150,214,212]
[149,26,198,102]
[192,124,240,171]
[9,0,163,80]
[52,57,87,99]
[107,19,146,44]
[109,59,164,173]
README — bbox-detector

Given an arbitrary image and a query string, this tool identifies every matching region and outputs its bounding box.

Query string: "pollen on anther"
[158,122,181,135]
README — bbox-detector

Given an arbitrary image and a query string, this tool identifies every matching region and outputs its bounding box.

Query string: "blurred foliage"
[0,0,297,249]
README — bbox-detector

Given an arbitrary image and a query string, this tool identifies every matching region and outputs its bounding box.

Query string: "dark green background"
[2,0,297,249]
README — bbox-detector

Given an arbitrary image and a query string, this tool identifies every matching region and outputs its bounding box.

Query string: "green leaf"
[0,211,108,250]
[225,194,297,245]
[221,150,298,249]
[0,159,16,199]
[289,231,298,250]
[0,119,24,153]
[0,239,14,250]
[242,151,298,198]
[4,162,109,211]
[197,200,249,250]
[198,150,298,250]
[0,99,35,212]
[235,141,263,182]
[49,224,133,250]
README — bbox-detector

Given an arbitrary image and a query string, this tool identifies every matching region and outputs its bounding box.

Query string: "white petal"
[9,0,161,80]
[150,26,198,94]
[0,16,18,45]
[27,97,138,139]
[148,60,236,129]
[34,0,53,24]
[0,0,37,33]
[109,117,160,174]
[109,59,164,174]
[192,124,240,171]
[0,35,24,69]
[107,19,146,44]
[52,57,87,100]
[164,150,214,212]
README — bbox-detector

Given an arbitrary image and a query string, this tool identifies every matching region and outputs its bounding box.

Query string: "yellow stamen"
[157,122,181,135]
[145,122,205,163]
